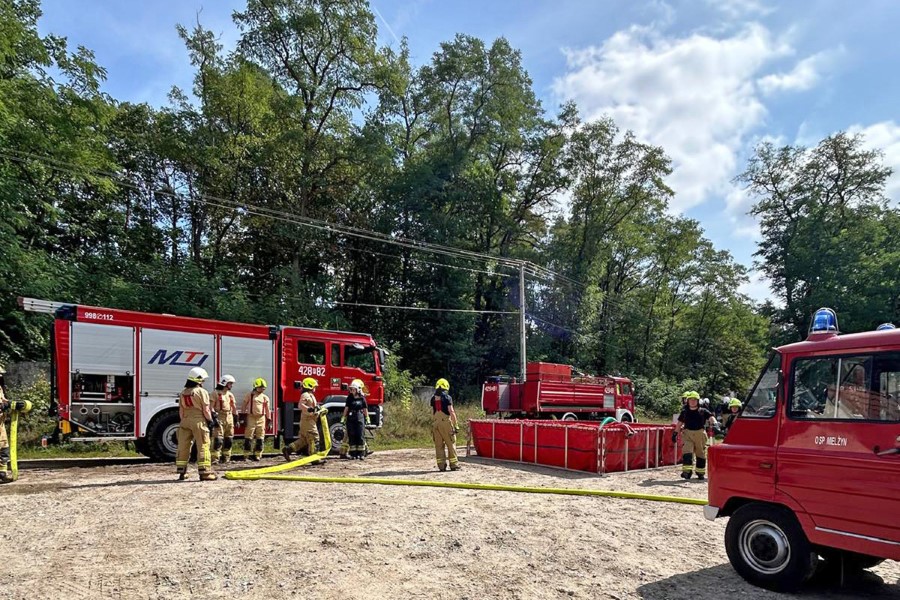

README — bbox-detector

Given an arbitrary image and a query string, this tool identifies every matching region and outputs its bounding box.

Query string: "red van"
[706,309,900,591]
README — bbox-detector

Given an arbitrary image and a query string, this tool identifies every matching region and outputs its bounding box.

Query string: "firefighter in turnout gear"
[176,367,217,481]
[0,365,11,483]
[675,391,715,480]
[241,378,270,461]
[212,374,238,463]
[341,379,369,459]
[283,377,323,461]
[431,378,460,471]
[721,398,743,437]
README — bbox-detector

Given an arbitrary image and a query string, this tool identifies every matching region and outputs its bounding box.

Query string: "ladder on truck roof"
[18,297,75,314]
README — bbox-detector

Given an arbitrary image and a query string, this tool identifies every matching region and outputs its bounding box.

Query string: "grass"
[19,441,142,460]
[371,400,485,451]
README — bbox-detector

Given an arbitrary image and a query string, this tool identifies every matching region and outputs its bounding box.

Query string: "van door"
[777,350,900,551]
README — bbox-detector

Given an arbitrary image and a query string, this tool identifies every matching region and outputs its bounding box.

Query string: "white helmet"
[188,367,209,383]
[219,374,236,386]
[349,378,364,392]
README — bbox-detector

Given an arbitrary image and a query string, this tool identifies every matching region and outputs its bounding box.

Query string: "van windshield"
[743,352,781,418]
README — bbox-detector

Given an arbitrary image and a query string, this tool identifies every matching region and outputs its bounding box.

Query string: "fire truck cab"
[706,309,900,591]
[21,298,386,461]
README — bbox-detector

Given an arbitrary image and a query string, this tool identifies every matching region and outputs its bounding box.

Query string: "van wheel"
[146,410,181,462]
[725,503,818,592]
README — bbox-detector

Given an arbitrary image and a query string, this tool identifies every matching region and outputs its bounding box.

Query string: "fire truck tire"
[725,503,818,592]
[619,413,634,423]
[146,410,181,462]
[561,413,577,422]
[327,411,347,455]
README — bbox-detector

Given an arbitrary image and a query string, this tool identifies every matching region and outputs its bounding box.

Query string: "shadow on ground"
[462,456,597,479]
[638,563,900,599]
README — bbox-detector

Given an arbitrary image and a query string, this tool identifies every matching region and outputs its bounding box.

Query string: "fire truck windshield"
[345,344,376,373]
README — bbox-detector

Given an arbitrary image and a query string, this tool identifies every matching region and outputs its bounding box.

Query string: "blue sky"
[37,0,900,302]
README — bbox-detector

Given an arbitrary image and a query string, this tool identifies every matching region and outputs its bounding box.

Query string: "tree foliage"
[4,0,850,404]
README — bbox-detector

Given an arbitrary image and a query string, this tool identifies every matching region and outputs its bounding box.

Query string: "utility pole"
[519,261,527,382]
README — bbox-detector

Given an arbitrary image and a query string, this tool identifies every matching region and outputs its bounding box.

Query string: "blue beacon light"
[876,323,896,331]
[810,308,839,334]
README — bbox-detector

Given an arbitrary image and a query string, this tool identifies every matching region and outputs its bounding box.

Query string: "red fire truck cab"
[21,298,386,461]
[706,308,900,591]
[481,362,636,422]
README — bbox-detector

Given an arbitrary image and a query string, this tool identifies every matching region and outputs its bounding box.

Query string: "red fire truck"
[706,308,900,591]
[20,297,386,461]
[481,362,636,422]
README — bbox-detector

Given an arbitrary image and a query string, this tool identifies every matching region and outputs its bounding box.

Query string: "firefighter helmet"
[302,377,318,390]
[219,374,236,386]
[253,377,267,389]
[682,390,700,400]
[435,378,450,391]
[349,379,364,392]
[729,398,743,409]
[188,367,209,383]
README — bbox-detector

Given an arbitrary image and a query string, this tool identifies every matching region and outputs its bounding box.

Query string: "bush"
[6,377,56,446]
[382,344,426,409]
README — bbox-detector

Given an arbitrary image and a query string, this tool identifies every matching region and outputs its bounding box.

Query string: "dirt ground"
[0,449,897,600]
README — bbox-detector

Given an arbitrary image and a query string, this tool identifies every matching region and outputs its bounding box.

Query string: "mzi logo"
[148,349,209,367]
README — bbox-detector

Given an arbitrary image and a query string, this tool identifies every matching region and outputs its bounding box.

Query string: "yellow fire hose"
[5,399,33,482]
[225,409,706,506]
[225,407,333,479]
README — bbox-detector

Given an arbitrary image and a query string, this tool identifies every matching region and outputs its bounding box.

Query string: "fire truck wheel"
[134,436,150,457]
[619,413,634,423]
[725,503,818,592]
[327,412,347,455]
[561,413,577,422]
[146,410,181,462]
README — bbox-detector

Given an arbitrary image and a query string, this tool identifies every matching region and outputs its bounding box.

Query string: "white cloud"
[758,50,840,95]
[553,24,794,212]
[739,270,779,305]
[706,0,774,19]
[847,121,900,202]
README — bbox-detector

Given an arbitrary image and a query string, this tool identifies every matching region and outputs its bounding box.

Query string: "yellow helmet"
[435,378,450,391]
[729,398,743,409]
[302,377,318,390]
[349,379,364,392]
[253,377,267,389]
[682,390,700,400]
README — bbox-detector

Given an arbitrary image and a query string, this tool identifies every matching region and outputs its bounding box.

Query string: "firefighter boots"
[282,446,292,461]
[199,468,217,481]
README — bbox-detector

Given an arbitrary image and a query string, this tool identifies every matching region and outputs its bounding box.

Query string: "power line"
[330,301,517,314]
[1,148,634,321]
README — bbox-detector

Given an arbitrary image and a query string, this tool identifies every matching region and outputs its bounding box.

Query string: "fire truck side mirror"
[341,383,348,391]
[293,381,302,389]
[372,376,383,382]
